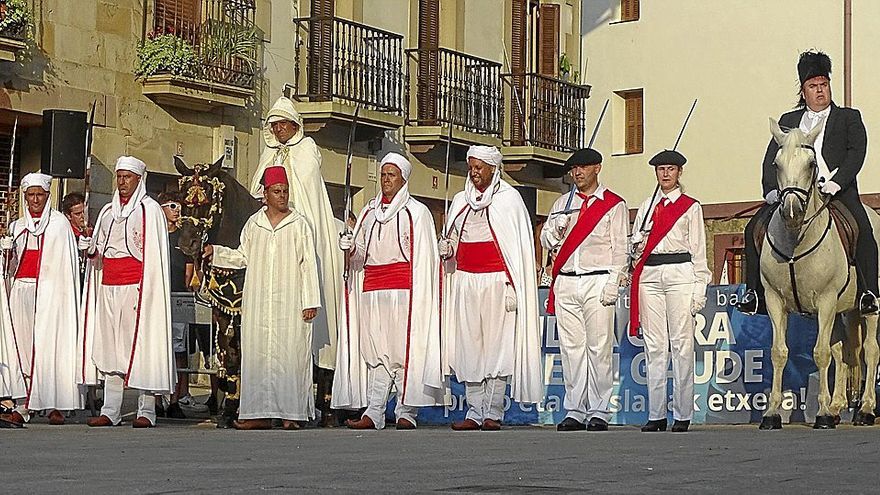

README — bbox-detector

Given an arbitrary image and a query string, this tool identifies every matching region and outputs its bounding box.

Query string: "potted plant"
[135,32,200,79]
[0,0,32,40]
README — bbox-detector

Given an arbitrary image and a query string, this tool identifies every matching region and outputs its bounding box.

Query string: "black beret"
[648,149,686,167]
[564,148,603,171]
[798,50,832,85]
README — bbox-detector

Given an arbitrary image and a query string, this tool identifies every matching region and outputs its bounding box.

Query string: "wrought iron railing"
[504,73,591,152]
[292,16,404,114]
[0,0,29,40]
[406,48,503,136]
[150,0,259,90]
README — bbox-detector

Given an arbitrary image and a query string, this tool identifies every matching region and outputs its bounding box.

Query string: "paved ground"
[4,412,880,493]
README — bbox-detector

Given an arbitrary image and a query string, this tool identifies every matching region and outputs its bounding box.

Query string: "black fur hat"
[798,50,832,85]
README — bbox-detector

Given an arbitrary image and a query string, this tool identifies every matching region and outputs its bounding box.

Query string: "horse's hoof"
[215,415,236,429]
[759,415,782,430]
[813,415,837,429]
[853,411,864,426]
[834,414,841,425]
[855,412,876,426]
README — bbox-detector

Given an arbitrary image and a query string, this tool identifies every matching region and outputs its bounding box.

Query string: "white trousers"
[362,364,418,429]
[639,263,696,422]
[359,289,408,369]
[100,373,156,426]
[554,274,614,423]
[93,284,139,375]
[9,279,36,376]
[464,377,508,424]
[452,271,515,382]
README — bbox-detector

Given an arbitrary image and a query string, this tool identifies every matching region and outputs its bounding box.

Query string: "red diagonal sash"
[546,191,623,315]
[628,194,697,336]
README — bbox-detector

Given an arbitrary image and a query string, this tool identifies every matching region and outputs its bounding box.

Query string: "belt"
[558,270,610,277]
[644,253,692,266]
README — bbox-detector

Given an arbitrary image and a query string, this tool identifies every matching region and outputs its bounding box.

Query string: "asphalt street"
[4,413,880,494]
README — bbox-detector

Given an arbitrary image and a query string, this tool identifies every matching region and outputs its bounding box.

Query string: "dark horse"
[174,156,260,428]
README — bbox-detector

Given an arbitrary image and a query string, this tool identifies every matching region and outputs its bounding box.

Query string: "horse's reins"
[767,144,841,313]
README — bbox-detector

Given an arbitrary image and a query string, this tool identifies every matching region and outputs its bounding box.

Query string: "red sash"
[628,194,697,336]
[102,256,144,286]
[15,249,41,279]
[363,261,412,291]
[546,190,624,315]
[457,241,506,273]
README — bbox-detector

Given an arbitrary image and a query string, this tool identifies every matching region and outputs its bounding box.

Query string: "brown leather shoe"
[7,411,25,425]
[280,420,302,430]
[396,418,416,430]
[48,410,65,426]
[87,415,115,427]
[345,415,376,430]
[233,419,272,430]
[482,418,502,431]
[131,416,155,428]
[451,418,481,431]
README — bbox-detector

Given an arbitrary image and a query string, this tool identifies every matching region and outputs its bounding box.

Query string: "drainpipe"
[844,0,852,106]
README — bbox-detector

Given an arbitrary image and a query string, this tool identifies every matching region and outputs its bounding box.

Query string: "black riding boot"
[837,189,879,314]
[737,205,772,315]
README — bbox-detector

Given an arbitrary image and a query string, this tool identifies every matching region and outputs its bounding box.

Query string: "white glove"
[764,190,780,204]
[600,282,619,307]
[0,236,12,251]
[553,214,570,236]
[691,295,707,315]
[438,238,454,260]
[77,236,92,251]
[504,283,517,312]
[338,232,354,251]
[820,180,841,196]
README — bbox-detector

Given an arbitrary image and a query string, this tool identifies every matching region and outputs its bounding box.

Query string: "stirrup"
[736,289,760,316]
[860,291,879,315]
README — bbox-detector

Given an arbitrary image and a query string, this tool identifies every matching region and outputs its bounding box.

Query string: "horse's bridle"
[178,166,226,282]
[775,143,834,226]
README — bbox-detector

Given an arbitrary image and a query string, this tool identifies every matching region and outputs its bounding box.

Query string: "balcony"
[0,0,29,62]
[139,0,260,111]
[503,73,591,177]
[404,48,504,166]
[290,16,404,144]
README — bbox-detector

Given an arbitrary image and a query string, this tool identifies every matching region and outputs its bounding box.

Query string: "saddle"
[753,200,858,266]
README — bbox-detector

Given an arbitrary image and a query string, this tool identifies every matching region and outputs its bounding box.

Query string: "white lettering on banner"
[716,290,741,307]
[744,350,763,382]
[704,389,807,413]
[695,311,737,346]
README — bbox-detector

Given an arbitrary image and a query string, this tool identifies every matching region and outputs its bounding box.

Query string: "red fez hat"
[262,166,288,188]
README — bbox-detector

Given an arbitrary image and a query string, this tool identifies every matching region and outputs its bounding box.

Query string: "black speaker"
[41,109,87,179]
[514,185,537,225]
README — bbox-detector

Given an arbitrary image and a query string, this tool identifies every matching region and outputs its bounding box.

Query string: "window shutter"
[154,0,200,44]
[510,0,527,145]
[418,0,440,124]
[538,3,559,77]
[621,0,640,22]
[308,0,335,100]
[624,91,643,154]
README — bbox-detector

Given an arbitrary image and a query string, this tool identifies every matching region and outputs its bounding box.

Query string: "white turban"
[466,145,503,168]
[21,172,52,192]
[115,156,147,176]
[381,152,412,181]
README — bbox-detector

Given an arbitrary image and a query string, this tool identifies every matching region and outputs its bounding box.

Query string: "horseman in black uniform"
[739,50,878,316]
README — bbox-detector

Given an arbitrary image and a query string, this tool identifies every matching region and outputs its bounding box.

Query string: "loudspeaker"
[41,109,88,179]
[514,185,537,225]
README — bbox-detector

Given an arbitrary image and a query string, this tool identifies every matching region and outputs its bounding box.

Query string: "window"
[537,3,560,77]
[620,0,639,22]
[615,89,643,154]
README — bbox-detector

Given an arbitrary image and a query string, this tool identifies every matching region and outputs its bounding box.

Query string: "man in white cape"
[333,152,445,430]
[439,145,543,430]
[206,166,321,430]
[250,96,341,373]
[0,173,82,426]
[79,156,175,428]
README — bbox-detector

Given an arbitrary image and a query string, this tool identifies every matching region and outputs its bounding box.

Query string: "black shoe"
[736,289,760,315]
[205,395,219,415]
[556,417,586,432]
[860,292,879,315]
[155,402,166,418]
[641,419,667,432]
[671,420,690,432]
[165,402,187,419]
[586,417,608,431]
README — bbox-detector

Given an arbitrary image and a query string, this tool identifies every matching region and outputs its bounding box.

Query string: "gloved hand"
[0,236,12,251]
[504,283,517,312]
[820,180,841,196]
[438,238,454,260]
[600,282,620,306]
[553,214,570,237]
[77,236,92,251]
[338,232,354,251]
[691,295,707,315]
[764,189,780,204]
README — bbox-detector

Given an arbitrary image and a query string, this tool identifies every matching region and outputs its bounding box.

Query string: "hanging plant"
[135,33,200,79]
[0,0,32,40]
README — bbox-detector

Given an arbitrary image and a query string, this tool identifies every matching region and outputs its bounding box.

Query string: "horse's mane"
[209,171,262,248]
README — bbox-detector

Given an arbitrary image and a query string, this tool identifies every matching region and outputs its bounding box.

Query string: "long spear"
[441,117,453,237]
[83,100,97,229]
[3,117,17,281]
[553,98,610,216]
[341,105,360,283]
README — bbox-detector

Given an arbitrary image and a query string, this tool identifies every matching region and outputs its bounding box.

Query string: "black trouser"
[743,188,879,297]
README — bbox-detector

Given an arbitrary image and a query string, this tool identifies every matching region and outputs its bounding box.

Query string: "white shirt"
[631,187,711,289]
[540,185,629,280]
[95,206,145,261]
[355,205,412,266]
[799,106,834,183]
[459,208,494,243]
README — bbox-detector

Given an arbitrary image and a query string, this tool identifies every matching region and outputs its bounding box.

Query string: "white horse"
[759,118,880,429]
